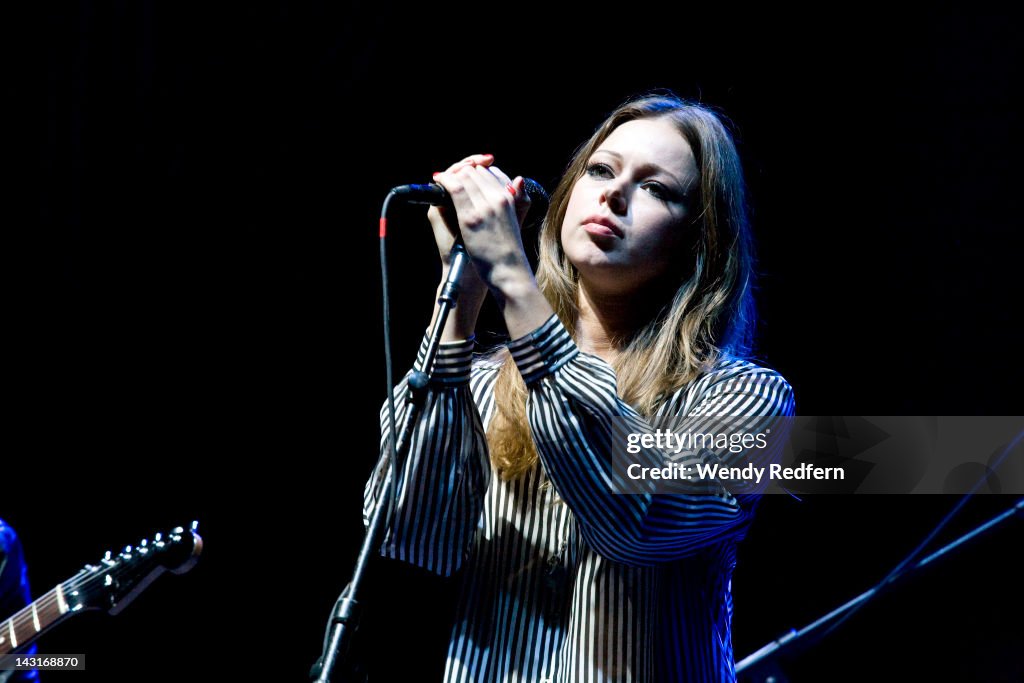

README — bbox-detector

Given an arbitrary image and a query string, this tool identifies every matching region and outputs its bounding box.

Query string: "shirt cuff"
[507,314,579,384]
[414,334,475,386]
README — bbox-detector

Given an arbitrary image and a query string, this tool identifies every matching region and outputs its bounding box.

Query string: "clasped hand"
[427,154,535,303]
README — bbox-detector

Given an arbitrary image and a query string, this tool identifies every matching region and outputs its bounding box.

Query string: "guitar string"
[4,572,116,637]
[2,535,194,641]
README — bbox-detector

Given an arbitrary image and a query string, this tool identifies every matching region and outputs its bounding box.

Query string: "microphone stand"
[310,242,473,683]
[736,496,1024,681]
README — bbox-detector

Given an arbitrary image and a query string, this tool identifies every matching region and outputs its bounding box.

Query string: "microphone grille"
[521,178,549,204]
[520,178,550,228]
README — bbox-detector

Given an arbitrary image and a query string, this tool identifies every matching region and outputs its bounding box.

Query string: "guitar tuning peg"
[191,520,200,532]
[104,550,113,561]
[172,526,184,534]
[124,545,132,554]
[140,539,148,547]
[154,533,163,542]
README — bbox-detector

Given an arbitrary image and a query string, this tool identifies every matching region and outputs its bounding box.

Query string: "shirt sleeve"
[509,315,796,567]
[363,334,492,576]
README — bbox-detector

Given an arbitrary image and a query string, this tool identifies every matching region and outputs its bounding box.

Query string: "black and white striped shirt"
[366,315,795,682]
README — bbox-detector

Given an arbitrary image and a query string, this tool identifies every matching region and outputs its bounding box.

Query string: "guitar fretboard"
[0,582,70,655]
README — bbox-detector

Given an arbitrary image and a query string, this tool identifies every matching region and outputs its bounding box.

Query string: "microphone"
[390,178,549,223]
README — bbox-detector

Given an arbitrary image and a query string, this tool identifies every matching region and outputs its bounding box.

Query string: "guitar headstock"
[65,523,204,616]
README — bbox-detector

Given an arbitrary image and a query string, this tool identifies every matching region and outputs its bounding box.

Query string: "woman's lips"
[582,222,619,238]
[581,216,623,238]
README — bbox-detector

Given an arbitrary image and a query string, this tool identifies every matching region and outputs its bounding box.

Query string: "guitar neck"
[0,580,73,655]
[0,525,202,656]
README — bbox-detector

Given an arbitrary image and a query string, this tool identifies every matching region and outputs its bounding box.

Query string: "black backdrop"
[7,3,1023,681]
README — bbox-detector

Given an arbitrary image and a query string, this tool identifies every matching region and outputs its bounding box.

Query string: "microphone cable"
[377,191,400,534]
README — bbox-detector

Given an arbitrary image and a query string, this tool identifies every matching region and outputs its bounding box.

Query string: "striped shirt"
[365,315,796,682]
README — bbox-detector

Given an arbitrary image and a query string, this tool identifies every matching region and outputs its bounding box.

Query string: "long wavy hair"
[489,93,757,479]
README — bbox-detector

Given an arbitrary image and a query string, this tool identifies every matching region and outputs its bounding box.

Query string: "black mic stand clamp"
[310,243,472,683]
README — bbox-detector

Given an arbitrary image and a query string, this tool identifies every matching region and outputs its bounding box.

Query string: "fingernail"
[432,172,441,177]
[506,182,517,196]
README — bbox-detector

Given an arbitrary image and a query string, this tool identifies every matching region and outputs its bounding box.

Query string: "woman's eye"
[643,182,670,200]
[585,162,614,179]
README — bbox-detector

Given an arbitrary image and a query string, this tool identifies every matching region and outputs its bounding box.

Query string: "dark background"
[6,3,1022,681]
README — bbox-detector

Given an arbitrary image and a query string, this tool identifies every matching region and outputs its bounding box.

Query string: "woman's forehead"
[597,119,697,179]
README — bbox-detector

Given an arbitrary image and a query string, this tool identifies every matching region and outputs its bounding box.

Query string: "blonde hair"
[489,93,757,479]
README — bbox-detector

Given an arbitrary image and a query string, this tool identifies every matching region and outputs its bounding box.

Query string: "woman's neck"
[573,265,685,361]
[574,282,655,362]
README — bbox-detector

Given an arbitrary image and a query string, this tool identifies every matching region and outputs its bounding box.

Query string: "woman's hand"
[432,154,553,339]
[431,155,533,298]
[427,155,491,285]
[425,154,514,340]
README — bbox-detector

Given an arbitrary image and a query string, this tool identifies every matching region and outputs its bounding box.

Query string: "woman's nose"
[600,181,628,214]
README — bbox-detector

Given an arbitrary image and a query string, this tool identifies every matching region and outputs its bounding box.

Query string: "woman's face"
[561,117,699,297]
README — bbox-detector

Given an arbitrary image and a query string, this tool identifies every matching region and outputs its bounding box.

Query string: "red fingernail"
[506,183,516,196]
[432,172,441,177]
